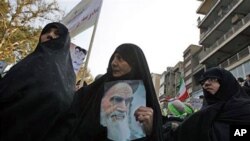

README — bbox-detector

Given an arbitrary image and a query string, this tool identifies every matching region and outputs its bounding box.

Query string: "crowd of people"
[1,22,250,141]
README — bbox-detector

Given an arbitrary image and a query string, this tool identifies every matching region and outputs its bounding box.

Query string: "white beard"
[105,111,131,141]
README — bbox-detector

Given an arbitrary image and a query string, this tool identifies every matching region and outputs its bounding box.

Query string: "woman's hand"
[134,106,153,135]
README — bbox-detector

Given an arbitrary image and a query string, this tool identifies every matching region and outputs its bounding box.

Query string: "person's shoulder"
[75,85,90,95]
[75,77,104,95]
[244,81,250,87]
[242,86,250,95]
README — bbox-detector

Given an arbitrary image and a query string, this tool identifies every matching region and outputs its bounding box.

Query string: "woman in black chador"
[0,22,76,141]
[69,43,163,141]
[165,67,250,141]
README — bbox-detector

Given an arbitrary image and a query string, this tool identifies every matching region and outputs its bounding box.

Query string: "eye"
[116,55,122,61]
[47,36,53,40]
[54,30,60,36]
[210,78,218,82]
[110,96,124,104]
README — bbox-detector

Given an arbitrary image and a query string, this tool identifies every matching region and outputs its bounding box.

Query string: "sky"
[58,0,202,77]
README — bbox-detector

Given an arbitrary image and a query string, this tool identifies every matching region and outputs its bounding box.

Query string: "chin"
[112,74,122,77]
[208,91,216,95]
[106,116,130,141]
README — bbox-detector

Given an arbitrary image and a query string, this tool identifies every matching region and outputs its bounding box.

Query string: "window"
[185,70,192,77]
[185,60,191,68]
[244,61,250,75]
[186,77,192,85]
[187,87,192,94]
[230,60,250,78]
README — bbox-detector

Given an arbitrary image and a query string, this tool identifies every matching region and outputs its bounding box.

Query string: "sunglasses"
[200,78,218,85]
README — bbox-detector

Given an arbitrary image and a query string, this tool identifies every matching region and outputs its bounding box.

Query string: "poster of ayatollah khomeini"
[100,80,146,141]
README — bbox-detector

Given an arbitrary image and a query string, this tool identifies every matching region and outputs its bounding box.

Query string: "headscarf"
[0,22,76,141]
[200,67,243,105]
[169,67,250,141]
[70,43,163,141]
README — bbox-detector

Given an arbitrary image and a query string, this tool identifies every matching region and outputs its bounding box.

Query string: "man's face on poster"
[75,47,86,61]
[101,82,133,125]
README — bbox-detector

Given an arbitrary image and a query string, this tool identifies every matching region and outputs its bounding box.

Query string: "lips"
[205,88,213,92]
[205,87,213,91]
[111,114,125,121]
[112,69,119,73]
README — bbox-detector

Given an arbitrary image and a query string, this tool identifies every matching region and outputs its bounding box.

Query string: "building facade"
[159,62,184,99]
[159,71,167,99]
[151,73,161,97]
[183,44,203,97]
[159,67,174,99]
[172,61,184,95]
[192,0,250,95]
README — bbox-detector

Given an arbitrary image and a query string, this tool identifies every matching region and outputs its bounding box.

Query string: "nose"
[116,101,127,112]
[202,80,211,88]
[46,35,53,40]
[111,58,117,67]
[47,32,55,39]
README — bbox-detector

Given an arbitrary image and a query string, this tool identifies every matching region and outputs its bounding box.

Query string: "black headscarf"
[69,43,163,141]
[0,22,76,141]
[167,67,250,141]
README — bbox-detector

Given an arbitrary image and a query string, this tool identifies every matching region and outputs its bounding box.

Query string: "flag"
[177,76,189,102]
[62,0,103,37]
[70,43,87,74]
[159,95,173,103]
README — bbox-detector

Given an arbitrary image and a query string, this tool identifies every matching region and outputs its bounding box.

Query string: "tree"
[0,0,63,63]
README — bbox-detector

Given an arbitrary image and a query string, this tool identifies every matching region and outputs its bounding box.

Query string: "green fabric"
[168,101,194,117]
[184,105,193,114]
[168,103,182,116]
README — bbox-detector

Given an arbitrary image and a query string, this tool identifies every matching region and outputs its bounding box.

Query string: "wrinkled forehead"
[106,83,133,97]
[111,53,125,62]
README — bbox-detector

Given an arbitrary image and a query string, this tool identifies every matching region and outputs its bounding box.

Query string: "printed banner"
[62,0,103,37]
[101,80,146,141]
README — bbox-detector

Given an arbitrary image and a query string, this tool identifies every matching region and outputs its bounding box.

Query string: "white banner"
[70,43,87,74]
[62,0,103,37]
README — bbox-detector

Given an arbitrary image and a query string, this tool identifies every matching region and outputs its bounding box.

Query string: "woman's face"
[201,78,220,95]
[40,27,59,43]
[111,53,132,77]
